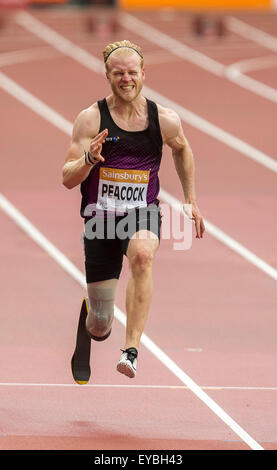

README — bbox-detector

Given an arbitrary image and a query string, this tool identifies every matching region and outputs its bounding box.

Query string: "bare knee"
[129,248,153,275]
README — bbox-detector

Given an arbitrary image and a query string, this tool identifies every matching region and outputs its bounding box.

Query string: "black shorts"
[83,205,162,283]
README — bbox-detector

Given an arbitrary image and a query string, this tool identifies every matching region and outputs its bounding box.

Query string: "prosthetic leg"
[71,298,91,385]
[71,286,115,384]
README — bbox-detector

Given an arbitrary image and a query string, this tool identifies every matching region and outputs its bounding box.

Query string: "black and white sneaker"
[116,347,138,378]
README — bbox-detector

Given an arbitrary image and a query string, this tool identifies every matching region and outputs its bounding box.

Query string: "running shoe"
[116,347,138,378]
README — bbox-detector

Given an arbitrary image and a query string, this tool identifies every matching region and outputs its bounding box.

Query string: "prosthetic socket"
[85,284,116,341]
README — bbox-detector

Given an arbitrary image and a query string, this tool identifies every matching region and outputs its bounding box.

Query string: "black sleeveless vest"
[80,97,163,217]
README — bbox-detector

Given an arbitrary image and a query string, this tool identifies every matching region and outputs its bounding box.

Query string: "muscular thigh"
[119,204,162,256]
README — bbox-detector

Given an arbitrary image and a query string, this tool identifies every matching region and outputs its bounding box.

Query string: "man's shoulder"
[76,101,100,123]
[156,103,179,121]
[73,102,100,138]
[156,103,181,139]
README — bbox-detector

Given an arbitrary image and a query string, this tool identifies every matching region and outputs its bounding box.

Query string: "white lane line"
[0,194,264,450]
[159,188,277,282]
[119,12,277,105]
[226,16,277,52]
[227,55,277,75]
[0,382,277,391]
[1,72,277,282]
[0,71,72,135]
[224,67,277,103]
[143,86,277,173]
[15,11,104,74]
[224,54,277,103]
[0,193,85,286]
[224,17,277,103]
[14,11,277,174]
[0,46,60,68]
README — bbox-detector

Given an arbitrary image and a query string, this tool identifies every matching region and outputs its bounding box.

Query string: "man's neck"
[107,94,147,120]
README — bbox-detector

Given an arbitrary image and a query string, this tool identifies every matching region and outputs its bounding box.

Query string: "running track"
[0,6,276,451]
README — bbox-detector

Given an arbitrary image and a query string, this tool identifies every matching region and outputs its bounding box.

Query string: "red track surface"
[0,7,276,451]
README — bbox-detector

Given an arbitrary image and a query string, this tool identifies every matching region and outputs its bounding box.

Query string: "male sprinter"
[63,40,205,382]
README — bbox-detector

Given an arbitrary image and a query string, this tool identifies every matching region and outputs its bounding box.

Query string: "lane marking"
[14,10,277,175]
[159,188,277,282]
[142,87,277,172]
[15,11,104,74]
[227,55,277,75]
[119,12,277,105]
[224,67,277,103]
[0,382,276,391]
[226,16,277,52]
[224,54,277,103]
[0,71,72,135]
[1,71,276,283]
[0,46,60,68]
[224,18,277,105]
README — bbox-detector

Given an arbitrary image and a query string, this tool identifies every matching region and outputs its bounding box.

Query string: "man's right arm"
[62,106,107,189]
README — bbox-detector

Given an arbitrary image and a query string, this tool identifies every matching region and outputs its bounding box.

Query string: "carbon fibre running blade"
[71,298,91,385]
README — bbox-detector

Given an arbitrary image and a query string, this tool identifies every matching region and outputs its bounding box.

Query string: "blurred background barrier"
[0,0,275,40]
[0,0,276,7]
[118,0,276,9]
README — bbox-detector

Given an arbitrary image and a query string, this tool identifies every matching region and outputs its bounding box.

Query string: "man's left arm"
[161,108,205,239]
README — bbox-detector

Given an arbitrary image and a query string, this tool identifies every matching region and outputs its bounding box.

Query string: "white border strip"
[0,382,277,391]
[15,11,277,174]
[0,193,264,450]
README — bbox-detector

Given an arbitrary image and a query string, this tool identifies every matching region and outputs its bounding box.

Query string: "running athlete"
[63,40,205,381]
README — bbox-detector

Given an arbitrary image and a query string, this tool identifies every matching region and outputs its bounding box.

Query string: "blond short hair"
[103,40,144,70]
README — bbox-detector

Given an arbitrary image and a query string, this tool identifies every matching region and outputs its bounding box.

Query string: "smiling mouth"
[120,85,135,91]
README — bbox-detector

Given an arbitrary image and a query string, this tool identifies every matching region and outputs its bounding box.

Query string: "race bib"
[97,167,150,212]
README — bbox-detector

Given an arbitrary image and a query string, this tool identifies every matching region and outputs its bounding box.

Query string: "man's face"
[106,52,145,103]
